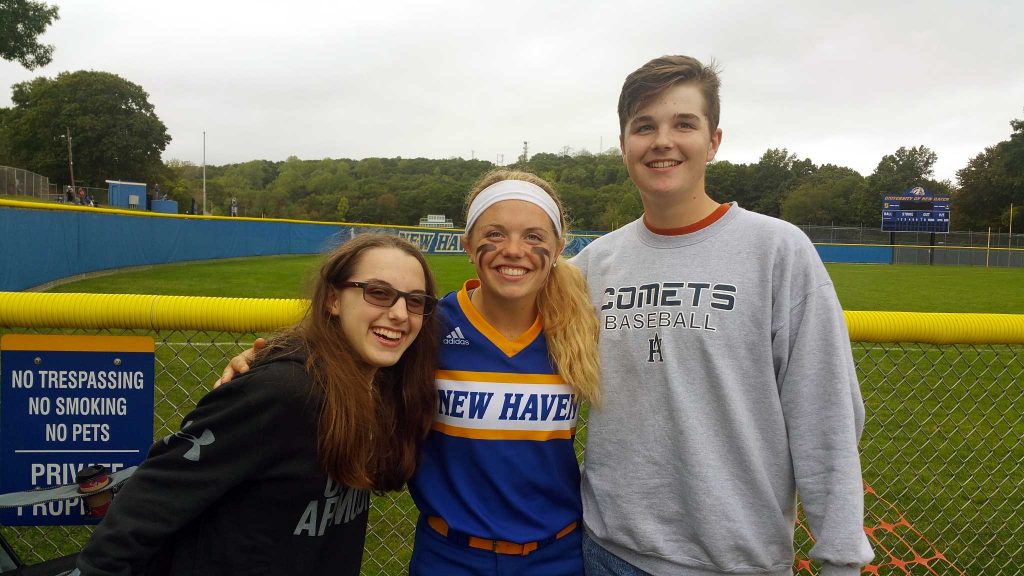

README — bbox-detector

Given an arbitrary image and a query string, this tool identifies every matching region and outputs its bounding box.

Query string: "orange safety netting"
[794,483,966,575]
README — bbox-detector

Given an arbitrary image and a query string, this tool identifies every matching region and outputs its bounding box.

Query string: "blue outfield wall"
[0,201,892,292]
[815,244,893,265]
[0,203,598,291]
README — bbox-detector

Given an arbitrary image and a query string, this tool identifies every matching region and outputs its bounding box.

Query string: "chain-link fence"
[798,224,1024,268]
[1,166,112,207]
[53,185,108,207]
[0,166,53,200]
[0,297,1021,575]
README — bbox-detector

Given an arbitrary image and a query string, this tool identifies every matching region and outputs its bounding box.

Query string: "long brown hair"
[465,169,601,405]
[261,233,438,491]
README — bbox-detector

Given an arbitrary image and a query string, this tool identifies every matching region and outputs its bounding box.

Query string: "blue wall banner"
[0,334,154,525]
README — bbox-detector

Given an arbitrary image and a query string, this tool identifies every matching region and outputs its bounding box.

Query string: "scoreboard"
[881,187,950,233]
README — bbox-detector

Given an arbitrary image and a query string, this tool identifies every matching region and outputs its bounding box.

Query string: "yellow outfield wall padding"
[1,292,1022,344]
[843,311,1024,345]
[0,198,451,230]
[0,292,308,333]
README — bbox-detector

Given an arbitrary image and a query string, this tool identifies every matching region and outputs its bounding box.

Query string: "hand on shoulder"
[214,337,267,388]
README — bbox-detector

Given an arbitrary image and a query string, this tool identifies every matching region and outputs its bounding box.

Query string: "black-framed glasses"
[336,281,438,315]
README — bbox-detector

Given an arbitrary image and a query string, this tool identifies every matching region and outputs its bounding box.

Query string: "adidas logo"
[443,326,470,346]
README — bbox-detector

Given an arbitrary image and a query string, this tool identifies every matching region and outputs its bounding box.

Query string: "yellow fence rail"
[0,292,308,332]
[2,292,1023,344]
[0,293,1021,575]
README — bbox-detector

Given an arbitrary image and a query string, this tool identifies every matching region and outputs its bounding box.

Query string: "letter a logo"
[648,333,664,363]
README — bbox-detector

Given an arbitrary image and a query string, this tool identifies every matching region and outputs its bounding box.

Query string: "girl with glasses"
[75,234,439,576]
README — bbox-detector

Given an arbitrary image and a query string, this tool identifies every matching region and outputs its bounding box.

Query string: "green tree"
[781,166,866,225]
[868,145,938,196]
[834,168,880,227]
[161,159,203,213]
[744,148,815,217]
[953,117,1024,230]
[336,195,350,221]
[706,160,748,205]
[156,149,911,230]
[599,189,643,230]
[863,145,946,228]
[353,157,385,179]
[0,71,170,187]
[222,159,279,190]
[0,0,59,69]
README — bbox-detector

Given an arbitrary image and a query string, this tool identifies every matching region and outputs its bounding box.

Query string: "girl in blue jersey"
[218,170,600,575]
[406,169,600,576]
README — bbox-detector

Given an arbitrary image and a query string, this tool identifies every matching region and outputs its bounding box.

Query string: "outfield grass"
[48,256,1024,314]
[45,255,319,299]
[0,194,54,204]
[5,256,1022,573]
[47,255,476,300]
[825,263,1024,313]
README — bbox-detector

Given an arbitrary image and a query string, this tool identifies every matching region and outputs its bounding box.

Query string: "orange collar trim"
[456,279,543,357]
[643,203,731,236]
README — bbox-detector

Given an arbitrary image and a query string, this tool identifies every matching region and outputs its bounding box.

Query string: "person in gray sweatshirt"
[571,55,875,576]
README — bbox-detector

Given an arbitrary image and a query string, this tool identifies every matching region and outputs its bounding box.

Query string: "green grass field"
[4,256,1023,574]
[47,256,1024,314]
[825,263,1024,313]
[1,194,47,203]
[45,255,478,301]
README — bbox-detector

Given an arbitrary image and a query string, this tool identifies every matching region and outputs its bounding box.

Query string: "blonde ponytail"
[537,255,601,406]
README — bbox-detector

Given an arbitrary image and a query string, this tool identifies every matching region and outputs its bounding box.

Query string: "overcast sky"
[2,0,1022,182]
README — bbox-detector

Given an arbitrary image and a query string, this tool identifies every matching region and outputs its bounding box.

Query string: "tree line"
[158,136,1023,233]
[0,68,1020,232]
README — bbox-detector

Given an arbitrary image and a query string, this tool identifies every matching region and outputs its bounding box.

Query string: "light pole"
[202,131,207,215]
[64,126,76,190]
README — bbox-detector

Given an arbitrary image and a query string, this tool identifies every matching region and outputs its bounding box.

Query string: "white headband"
[465,180,562,237]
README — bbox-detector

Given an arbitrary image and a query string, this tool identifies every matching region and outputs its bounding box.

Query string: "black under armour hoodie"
[75,348,370,576]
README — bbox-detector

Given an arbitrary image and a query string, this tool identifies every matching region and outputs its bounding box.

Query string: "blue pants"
[409,515,584,576]
[582,531,653,576]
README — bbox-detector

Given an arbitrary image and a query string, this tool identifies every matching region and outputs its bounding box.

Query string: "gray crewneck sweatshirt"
[572,204,873,576]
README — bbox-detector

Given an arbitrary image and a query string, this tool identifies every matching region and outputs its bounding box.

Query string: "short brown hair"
[618,55,721,136]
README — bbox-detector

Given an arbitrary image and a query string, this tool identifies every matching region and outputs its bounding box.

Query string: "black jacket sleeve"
[75,369,280,575]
